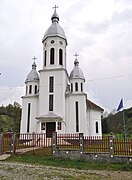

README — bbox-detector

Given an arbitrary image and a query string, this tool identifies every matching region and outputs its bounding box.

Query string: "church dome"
[42,9,67,44]
[25,61,39,83]
[70,59,85,81]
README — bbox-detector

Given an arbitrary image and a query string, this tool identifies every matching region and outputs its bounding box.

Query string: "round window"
[51,40,55,44]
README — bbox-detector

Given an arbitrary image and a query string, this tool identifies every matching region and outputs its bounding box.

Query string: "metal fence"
[56,134,132,156]
[57,133,80,150]
[0,132,52,156]
[114,138,132,156]
[0,132,132,157]
[84,136,110,153]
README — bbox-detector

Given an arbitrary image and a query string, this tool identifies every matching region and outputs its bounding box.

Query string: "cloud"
[0,86,24,106]
[0,0,132,110]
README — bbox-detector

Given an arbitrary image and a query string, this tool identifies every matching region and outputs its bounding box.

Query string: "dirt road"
[0,161,132,179]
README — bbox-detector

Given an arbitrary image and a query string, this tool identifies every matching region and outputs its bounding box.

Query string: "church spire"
[51,5,59,23]
[32,56,37,70]
[74,53,79,66]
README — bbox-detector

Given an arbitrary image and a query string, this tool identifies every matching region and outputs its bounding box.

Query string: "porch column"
[55,120,57,132]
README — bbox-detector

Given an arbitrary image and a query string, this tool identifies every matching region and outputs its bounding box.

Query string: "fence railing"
[0,132,132,157]
[84,136,110,153]
[55,133,132,157]
[114,138,132,156]
[56,134,80,150]
[0,132,52,156]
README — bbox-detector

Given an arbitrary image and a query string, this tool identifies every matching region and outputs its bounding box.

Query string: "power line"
[87,73,132,82]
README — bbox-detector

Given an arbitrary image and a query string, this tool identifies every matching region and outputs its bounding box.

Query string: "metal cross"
[32,56,37,62]
[74,53,79,59]
[52,5,58,11]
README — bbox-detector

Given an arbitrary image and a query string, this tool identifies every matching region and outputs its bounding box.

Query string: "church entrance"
[46,122,56,138]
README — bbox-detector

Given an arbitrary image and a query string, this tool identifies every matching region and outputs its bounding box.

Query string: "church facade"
[20,8,103,137]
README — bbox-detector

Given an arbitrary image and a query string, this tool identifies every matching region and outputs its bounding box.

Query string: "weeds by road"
[0,155,132,179]
[0,161,132,180]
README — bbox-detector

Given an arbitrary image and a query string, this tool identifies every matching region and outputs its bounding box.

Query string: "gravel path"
[0,162,132,179]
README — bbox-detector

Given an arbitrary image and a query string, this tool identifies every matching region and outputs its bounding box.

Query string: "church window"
[75,82,78,91]
[71,83,73,92]
[50,48,54,64]
[51,40,55,44]
[57,122,62,130]
[96,121,99,133]
[49,76,54,93]
[29,85,32,94]
[81,83,83,92]
[34,85,37,94]
[41,122,46,130]
[59,49,63,65]
[75,101,79,132]
[27,103,31,133]
[49,94,53,111]
[26,86,28,95]
[44,50,47,66]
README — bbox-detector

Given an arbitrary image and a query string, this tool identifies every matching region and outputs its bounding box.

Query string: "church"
[20,7,103,137]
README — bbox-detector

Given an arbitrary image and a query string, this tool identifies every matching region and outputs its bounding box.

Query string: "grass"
[6,154,132,172]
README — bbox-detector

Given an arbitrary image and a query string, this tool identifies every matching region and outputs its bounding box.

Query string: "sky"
[0,0,132,112]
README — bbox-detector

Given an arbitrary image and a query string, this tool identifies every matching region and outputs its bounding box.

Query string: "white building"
[20,8,103,137]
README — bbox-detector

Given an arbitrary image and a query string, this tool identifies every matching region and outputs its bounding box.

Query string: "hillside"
[0,102,21,133]
[102,107,132,137]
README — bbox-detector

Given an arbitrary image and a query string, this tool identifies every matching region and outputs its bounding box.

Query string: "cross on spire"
[52,5,58,12]
[32,56,37,62]
[74,53,79,59]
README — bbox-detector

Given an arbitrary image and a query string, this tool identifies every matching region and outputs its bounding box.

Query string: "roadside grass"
[6,155,132,172]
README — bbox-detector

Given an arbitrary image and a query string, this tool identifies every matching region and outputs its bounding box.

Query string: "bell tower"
[38,6,69,133]
[42,6,67,70]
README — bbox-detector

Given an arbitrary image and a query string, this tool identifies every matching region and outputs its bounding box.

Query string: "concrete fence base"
[53,149,132,163]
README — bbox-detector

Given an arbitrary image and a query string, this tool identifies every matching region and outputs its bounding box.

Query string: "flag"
[117,98,123,111]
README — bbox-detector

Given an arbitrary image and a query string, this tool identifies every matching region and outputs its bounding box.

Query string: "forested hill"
[102,107,132,136]
[0,102,132,135]
[0,102,21,133]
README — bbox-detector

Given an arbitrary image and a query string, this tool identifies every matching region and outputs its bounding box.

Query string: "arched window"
[49,76,54,93]
[26,86,28,95]
[96,122,99,133]
[50,48,54,64]
[71,83,73,92]
[75,101,79,132]
[34,85,37,94]
[59,49,63,65]
[29,85,32,94]
[27,103,31,133]
[75,82,78,91]
[81,83,83,92]
[44,50,47,66]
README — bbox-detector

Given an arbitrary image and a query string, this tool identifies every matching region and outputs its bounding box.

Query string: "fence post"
[79,133,84,154]
[10,132,16,155]
[0,133,3,155]
[52,132,57,154]
[109,136,114,157]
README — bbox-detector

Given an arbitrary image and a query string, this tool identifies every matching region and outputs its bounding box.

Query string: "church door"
[46,122,56,137]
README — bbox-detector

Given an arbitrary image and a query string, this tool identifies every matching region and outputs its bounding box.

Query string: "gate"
[0,133,53,156]
[0,133,14,155]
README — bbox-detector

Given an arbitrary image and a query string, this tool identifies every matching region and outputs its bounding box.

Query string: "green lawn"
[6,155,132,172]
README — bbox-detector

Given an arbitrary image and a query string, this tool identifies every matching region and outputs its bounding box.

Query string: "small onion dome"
[25,62,39,83]
[42,10,67,44]
[69,59,85,81]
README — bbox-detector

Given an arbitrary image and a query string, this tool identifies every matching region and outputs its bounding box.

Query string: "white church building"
[20,8,103,137]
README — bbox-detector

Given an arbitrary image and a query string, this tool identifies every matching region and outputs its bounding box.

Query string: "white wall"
[87,109,102,137]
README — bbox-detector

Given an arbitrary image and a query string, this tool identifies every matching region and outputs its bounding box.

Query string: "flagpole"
[122,108,126,142]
